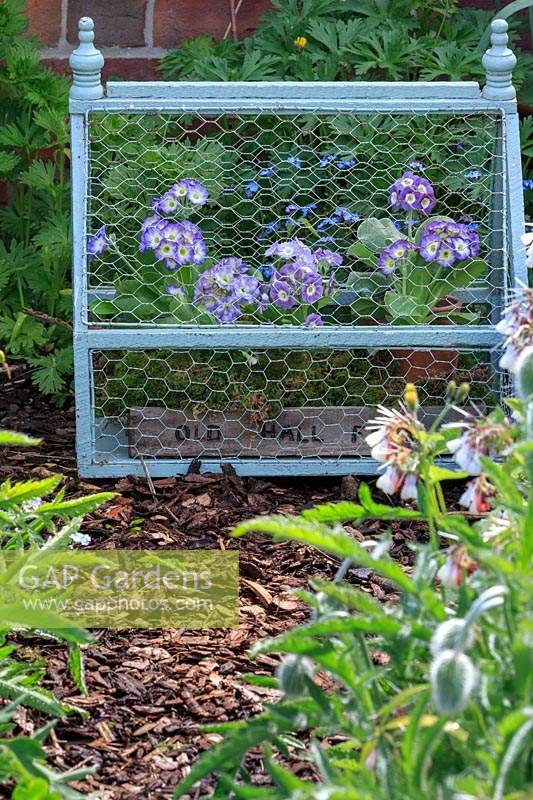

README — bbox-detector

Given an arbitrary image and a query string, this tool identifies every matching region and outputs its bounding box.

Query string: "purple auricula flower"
[194,257,260,323]
[449,237,472,261]
[376,239,416,275]
[140,225,164,252]
[192,239,207,265]
[220,256,249,274]
[270,279,297,310]
[87,225,110,258]
[265,239,307,260]
[141,214,162,232]
[301,275,324,303]
[153,191,181,215]
[256,286,271,313]
[178,220,202,245]
[305,312,323,327]
[155,241,179,263]
[376,248,398,276]
[418,219,480,267]
[278,263,302,284]
[388,171,436,215]
[213,298,242,324]
[171,180,189,200]
[170,179,209,206]
[388,240,416,260]
[175,242,195,266]
[314,248,343,267]
[160,222,182,242]
[184,179,209,206]
[419,234,441,263]
[436,244,456,268]
[165,284,185,297]
[231,274,260,304]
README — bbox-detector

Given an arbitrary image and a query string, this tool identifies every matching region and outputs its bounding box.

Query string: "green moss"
[95,348,496,421]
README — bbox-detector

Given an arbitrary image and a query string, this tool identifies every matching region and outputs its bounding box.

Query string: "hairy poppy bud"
[276,655,315,697]
[430,618,474,656]
[516,346,533,402]
[430,649,476,715]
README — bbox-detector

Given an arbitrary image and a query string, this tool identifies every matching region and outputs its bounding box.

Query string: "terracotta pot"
[397,295,462,383]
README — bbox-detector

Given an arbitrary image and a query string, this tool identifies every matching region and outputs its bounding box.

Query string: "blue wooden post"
[69,17,104,101]
[70,18,104,474]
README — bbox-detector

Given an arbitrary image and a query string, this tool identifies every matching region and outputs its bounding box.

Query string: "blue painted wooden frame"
[70,21,527,478]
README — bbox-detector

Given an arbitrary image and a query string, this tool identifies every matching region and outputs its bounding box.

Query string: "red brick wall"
[29,0,273,80]
[30,1,524,82]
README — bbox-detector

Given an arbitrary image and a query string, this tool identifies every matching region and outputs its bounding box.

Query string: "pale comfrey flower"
[437,546,477,588]
[523,230,533,270]
[365,403,422,500]
[458,475,495,513]
[496,286,533,373]
[478,509,517,543]
[446,413,513,476]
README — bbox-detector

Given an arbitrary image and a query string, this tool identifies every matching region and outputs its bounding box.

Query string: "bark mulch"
[0,372,430,799]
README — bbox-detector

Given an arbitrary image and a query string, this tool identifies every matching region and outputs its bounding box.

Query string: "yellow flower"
[294,36,307,49]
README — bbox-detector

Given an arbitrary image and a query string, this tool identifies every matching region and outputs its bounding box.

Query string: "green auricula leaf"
[357,217,400,252]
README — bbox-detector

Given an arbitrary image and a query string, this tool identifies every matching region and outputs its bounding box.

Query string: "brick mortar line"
[145,0,156,48]
[58,0,68,47]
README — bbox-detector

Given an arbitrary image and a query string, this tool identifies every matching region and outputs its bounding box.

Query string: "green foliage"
[159,0,533,224]
[0,430,114,797]
[0,0,72,402]
[173,387,533,800]
[159,1,531,88]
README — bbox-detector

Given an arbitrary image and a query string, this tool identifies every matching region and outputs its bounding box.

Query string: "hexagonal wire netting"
[78,104,512,471]
[85,110,507,327]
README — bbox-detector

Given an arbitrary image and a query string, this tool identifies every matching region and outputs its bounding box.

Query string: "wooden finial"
[482,18,517,102]
[69,17,104,100]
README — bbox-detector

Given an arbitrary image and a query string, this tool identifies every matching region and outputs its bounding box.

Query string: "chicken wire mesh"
[84,109,507,328]
[90,346,498,466]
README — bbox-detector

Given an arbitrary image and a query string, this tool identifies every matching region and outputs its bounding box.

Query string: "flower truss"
[351,170,484,324]
[193,257,261,324]
[364,397,423,501]
[363,284,533,538]
[87,224,110,258]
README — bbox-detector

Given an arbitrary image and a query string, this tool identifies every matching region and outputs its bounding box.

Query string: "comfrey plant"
[348,170,485,324]
[172,297,533,799]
